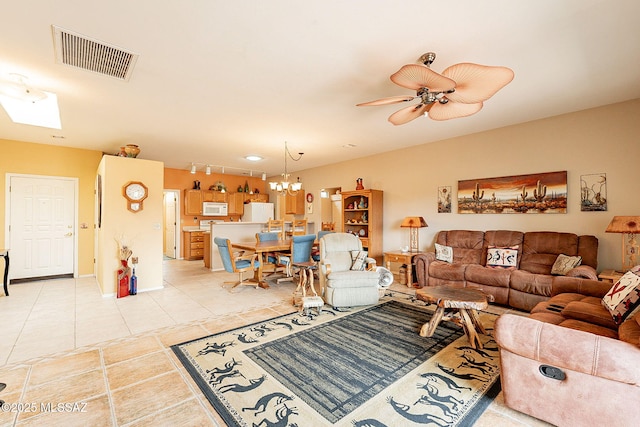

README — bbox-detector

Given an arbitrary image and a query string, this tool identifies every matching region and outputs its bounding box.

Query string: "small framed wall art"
[438,186,452,213]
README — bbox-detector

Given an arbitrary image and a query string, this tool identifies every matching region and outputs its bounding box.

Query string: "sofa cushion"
[486,245,519,269]
[602,267,640,325]
[509,269,553,297]
[428,260,466,282]
[562,299,618,330]
[434,243,453,263]
[520,231,579,275]
[551,254,582,275]
[436,230,484,264]
[618,312,640,347]
[465,264,511,288]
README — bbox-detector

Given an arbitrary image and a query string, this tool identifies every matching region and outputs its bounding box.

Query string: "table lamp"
[401,216,428,252]
[605,216,640,272]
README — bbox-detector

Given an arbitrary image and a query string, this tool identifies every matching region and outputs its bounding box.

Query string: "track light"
[261,172,266,181]
[205,165,211,175]
[190,163,196,174]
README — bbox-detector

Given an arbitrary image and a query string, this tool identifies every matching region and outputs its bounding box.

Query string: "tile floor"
[0,259,550,426]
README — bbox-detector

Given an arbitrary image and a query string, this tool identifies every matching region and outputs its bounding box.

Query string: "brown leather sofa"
[495,277,640,426]
[414,230,599,312]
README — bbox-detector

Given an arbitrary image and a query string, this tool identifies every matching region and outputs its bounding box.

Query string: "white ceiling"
[1,0,639,176]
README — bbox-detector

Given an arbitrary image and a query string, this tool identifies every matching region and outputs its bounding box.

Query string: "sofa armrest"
[495,313,640,385]
[414,252,435,286]
[366,258,377,271]
[566,265,598,280]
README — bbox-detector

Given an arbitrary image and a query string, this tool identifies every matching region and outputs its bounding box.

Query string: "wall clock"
[123,181,148,213]
[306,192,314,203]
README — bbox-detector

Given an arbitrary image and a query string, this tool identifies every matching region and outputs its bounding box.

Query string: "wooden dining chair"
[321,222,335,231]
[292,219,308,236]
[267,219,285,240]
[255,232,287,278]
[214,237,259,289]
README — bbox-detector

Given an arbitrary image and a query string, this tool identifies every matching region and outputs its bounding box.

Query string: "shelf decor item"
[401,216,428,252]
[356,178,364,190]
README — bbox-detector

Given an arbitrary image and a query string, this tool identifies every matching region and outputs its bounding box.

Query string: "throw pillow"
[601,265,640,325]
[435,243,453,263]
[486,245,519,269]
[350,250,368,271]
[551,254,582,275]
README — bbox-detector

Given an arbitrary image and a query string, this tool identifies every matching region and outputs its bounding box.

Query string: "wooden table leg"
[468,309,486,334]
[459,308,482,349]
[420,306,445,337]
[2,252,8,296]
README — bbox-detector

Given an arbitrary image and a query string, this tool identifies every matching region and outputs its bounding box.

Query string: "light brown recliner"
[495,276,640,426]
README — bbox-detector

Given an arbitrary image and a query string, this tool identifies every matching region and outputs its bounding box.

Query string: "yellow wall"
[0,139,103,276]
[295,99,640,271]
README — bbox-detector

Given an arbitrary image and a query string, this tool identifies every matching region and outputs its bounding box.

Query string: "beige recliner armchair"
[318,233,380,309]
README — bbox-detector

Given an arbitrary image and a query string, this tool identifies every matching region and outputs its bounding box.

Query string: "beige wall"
[2,99,639,277]
[96,156,164,295]
[0,139,103,276]
[296,99,640,271]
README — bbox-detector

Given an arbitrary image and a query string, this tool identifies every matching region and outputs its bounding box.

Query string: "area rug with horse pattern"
[171,292,501,426]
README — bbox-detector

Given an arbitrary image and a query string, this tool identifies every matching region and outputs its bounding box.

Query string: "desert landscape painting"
[458,171,567,214]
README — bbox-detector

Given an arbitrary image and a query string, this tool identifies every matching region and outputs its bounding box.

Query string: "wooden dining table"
[232,239,318,289]
[232,239,293,289]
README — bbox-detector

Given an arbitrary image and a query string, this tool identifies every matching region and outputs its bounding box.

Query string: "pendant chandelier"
[269,141,304,195]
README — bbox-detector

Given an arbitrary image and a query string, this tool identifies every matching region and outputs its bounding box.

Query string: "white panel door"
[9,176,75,279]
[164,191,177,258]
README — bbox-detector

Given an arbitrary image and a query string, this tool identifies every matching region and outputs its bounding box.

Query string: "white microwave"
[202,202,228,216]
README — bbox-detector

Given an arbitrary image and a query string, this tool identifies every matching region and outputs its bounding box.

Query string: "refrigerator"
[241,202,275,223]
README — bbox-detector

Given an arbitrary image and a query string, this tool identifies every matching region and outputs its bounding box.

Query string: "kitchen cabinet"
[228,192,245,215]
[183,230,205,260]
[203,190,227,202]
[278,190,305,215]
[185,190,203,216]
[342,189,383,263]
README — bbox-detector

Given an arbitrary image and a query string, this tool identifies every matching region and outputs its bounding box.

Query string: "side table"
[598,269,623,283]
[384,250,423,287]
[1,249,9,296]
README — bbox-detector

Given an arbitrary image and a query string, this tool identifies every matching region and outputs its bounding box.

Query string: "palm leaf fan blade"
[356,95,416,106]
[390,64,456,92]
[428,102,483,121]
[388,103,431,125]
[442,63,514,104]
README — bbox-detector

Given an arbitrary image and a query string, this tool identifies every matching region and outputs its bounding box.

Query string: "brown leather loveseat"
[414,230,598,311]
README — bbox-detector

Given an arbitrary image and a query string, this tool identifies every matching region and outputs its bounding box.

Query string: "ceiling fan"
[357,52,514,125]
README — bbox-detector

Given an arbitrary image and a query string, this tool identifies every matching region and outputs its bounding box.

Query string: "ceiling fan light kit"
[357,52,514,125]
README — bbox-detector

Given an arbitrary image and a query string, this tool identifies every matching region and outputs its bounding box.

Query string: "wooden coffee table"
[416,285,493,349]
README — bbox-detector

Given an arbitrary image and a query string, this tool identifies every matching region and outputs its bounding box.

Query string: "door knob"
[65,232,73,237]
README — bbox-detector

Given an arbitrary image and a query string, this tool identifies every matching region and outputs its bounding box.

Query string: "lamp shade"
[400,216,428,228]
[605,216,640,234]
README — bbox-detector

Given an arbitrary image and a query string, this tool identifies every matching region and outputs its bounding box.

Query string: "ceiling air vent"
[52,25,139,81]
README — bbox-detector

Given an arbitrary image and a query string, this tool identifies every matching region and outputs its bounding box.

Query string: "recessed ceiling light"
[245,155,262,161]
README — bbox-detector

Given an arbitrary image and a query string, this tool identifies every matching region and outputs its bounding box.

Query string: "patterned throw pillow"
[350,250,368,271]
[551,254,582,275]
[435,243,453,263]
[602,265,640,325]
[486,245,519,269]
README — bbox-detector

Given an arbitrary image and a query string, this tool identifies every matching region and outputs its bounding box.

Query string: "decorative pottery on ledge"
[117,144,141,158]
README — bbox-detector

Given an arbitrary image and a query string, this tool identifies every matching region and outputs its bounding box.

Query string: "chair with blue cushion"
[312,230,335,262]
[256,232,287,278]
[214,237,259,289]
[277,234,316,284]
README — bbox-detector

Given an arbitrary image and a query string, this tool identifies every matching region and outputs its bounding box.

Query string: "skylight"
[0,91,62,129]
